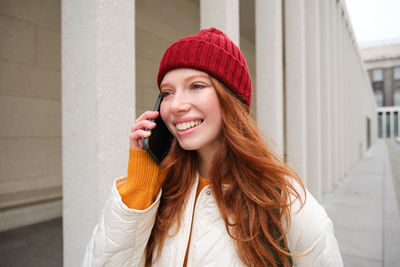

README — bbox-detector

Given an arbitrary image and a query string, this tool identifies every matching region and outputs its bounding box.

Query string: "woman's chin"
[178,144,198,151]
[177,140,200,151]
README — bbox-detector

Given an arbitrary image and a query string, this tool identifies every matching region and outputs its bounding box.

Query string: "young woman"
[83,28,343,267]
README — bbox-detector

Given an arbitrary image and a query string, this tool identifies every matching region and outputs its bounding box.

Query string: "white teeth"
[176,120,201,131]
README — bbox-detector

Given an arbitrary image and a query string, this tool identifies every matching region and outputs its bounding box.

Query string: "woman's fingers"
[135,111,159,123]
[131,119,156,132]
[130,130,151,149]
[130,111,159,149]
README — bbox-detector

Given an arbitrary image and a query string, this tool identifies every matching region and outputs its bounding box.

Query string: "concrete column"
[396,109,400,137]
[284,0,307,180]
[377,110,383,139]
[391,111,395,138]
[320,0,332,193]
[62,1,135,266]
[305,0,321,200]
[384,68,393,106]
[356,50,362,159]
[394,111,396,138]
[383,111,387,138]
[255,0,284,158]
[342,28,350,172]
[390,110,393,138]
[338,3,345,180]
[348,26,354,157]
[387,111,390,138]
[330,0,339,185]
[336,0,341,180]
[342,13,350,173]
[200,0,239,46]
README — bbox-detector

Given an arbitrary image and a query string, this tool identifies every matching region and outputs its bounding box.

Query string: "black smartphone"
[143,94,174,165]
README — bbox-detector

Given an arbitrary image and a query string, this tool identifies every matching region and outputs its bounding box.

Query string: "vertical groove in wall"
[282,0,287,162]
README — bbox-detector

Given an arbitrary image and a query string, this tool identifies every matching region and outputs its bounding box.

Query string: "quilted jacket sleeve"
[82,177,161,267]
[286,183,343,267]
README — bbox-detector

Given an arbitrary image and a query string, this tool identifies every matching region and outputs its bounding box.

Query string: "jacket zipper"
[186,185,210,266]
[178,176,201,267]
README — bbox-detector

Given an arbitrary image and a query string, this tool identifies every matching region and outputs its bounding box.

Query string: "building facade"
[0,0,62,231]
[361,40,400,138]
[0,0,377,265]
[361,41,400,107]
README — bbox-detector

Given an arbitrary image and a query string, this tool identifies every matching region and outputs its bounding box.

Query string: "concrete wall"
[361,44,400,108]
[0,0,61,231]
[62,0,135,265]
[340,2,377,171]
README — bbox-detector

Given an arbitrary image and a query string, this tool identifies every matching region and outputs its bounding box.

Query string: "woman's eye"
[191,84,205,90]
[161,91,171,98]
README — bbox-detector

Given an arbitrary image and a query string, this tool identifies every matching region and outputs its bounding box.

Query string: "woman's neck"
[195,134,223,179]
[198,156,210,178]
[197,147,215,179]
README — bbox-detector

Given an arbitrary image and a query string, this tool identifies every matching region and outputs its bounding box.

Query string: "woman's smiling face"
[160,68,223,157]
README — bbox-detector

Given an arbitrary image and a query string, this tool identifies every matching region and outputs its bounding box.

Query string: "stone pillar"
[284,0,307,180]
[342,12,350,172]
[337,3,345,180]
[388,111,391,138]
[62,1,135,266]
[383,111,387,138]
[394,110,396,138]
[320,0,332,193]
[330,0,339,185]
[395,109,398,137]
[200,0,239,46]
[305,0,322,200]
[346,35,352,162]
[391,110,395,138]
[384,68,393,106]
[255,0,284,158]
[388,110,391,138]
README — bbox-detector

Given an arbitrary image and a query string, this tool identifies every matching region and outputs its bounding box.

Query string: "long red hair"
[145,77,305,266]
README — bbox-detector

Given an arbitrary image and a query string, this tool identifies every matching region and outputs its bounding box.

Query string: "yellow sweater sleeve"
[117,148,168,210]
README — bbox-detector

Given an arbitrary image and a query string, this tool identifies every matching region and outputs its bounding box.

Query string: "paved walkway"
[0,218,62,267]
[0,140,399,267]
[322,139,400,267]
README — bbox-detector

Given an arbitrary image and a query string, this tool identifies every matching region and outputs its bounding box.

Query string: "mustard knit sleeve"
[117,148,168,210]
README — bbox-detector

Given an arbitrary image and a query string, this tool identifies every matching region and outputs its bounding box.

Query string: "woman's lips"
[175,120,202,130]
[174,120,204,136]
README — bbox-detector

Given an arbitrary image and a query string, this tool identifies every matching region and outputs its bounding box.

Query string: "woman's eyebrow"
[160,74,210,89]
[184,74,210,82]
[160,82,173,90]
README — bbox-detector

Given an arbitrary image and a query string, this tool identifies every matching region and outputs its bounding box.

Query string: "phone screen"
[143,94,174,165]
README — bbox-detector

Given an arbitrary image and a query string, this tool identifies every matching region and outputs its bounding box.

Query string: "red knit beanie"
[157,27,252,108]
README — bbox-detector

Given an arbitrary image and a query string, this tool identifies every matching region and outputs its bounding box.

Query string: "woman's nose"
[170,91,191,114]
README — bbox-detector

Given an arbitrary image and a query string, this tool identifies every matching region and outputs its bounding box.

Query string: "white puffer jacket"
[82,175,343,267]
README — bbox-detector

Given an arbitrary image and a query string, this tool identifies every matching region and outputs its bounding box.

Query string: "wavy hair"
[145,76,305,267]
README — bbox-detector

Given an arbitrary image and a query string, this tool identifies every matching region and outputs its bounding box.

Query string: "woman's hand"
[130,111,159,149]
